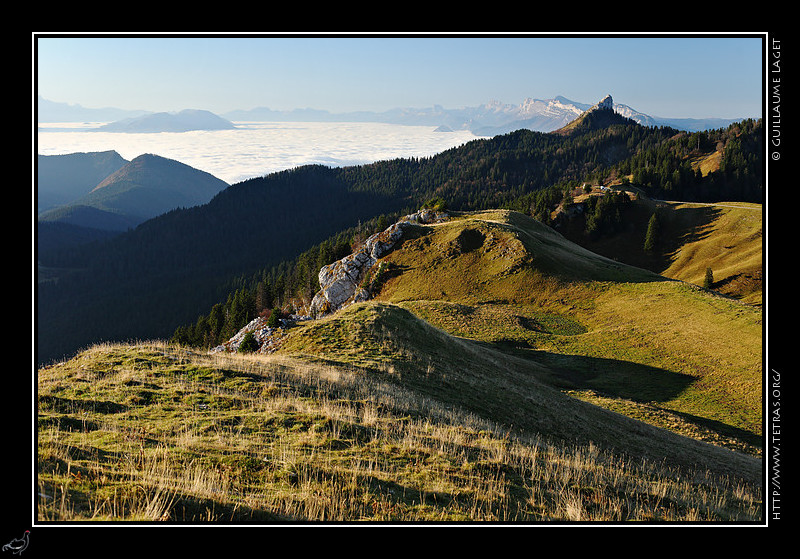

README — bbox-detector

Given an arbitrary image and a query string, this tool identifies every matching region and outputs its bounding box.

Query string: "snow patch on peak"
[482,99,517,114]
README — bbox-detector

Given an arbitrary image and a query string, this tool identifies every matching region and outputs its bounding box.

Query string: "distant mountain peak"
[552,94,635,136]
[38,152,230,231]
[95,109,236,133]
[595,94,614,111]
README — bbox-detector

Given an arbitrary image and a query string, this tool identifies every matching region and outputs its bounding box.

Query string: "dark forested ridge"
[620,118,763,202]
[37,166,403,364]
[37,115,763,364]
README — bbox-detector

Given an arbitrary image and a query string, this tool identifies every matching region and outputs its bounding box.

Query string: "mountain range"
[223,95,750,134]
[37,94,748,134]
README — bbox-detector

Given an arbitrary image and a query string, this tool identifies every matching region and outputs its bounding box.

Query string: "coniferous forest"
[37,113,763,363]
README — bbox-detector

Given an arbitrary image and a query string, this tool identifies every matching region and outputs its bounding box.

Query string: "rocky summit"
[594,94,614,112]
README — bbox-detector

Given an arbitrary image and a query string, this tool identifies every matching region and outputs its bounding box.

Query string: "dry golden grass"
[660,202,762,305]
[37,342,762,523]
[689,150,723,177]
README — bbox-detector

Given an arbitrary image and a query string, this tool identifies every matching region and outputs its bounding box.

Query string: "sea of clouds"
[36,121,483,185]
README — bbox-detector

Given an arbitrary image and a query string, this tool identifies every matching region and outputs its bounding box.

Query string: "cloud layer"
[37,122,481,185]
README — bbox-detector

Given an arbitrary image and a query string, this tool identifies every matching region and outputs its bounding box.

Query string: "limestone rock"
[593,94,614,112]
[209,315,290,355]
[309,208,447,318]
[209,208,449,356]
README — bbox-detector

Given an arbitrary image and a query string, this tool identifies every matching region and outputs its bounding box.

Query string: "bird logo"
[2,531,29,555]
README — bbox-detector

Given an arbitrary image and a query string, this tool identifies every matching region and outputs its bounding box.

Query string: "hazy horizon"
[34,34,765,121]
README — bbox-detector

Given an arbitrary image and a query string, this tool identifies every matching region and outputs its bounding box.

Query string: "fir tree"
[267,307,281,328]
[238,331,259,353]
[644,212,661,252]
[704,267,714,289]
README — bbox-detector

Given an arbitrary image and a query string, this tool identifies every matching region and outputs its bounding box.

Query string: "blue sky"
[35,34,765,119]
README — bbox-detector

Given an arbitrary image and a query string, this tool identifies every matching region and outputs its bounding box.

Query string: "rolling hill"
[37,150,128,214]
[38,153,230,230]
[656,201,762,305]
[36,338,762,523]
[553,190,763,306]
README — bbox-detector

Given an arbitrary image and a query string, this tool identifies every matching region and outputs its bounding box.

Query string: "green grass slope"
[278,300,760,483]
[333,210,763,454]
[658,201,762,305]
[36,209,763,524]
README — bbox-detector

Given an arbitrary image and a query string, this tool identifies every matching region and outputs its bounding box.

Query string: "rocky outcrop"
[209,315,290,355]
[595,94,613,111]
[209,208,448,355]
[552,94,627,136]
[309,208,448,318]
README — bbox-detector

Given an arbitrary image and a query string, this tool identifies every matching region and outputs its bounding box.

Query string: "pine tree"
[238,331,259,353]
[267,307,281,328]
[704,267,714,289]
[644,212,661,252]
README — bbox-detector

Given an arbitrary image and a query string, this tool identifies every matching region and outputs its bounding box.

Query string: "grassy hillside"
[350,210,763,453]
[36,209,763,523]
[658,201,762,305]
[556,194,763,306]
[37,342,761,523]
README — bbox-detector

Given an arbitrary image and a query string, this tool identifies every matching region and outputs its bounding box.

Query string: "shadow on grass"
[656,204,723,269]
[496,345,762,450]
[167,495,288,523]
[667,408,764,450]
[498,344,695,404]
[559,202,723,276]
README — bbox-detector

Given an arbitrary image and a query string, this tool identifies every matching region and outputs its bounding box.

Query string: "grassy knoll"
[366,210,762,455]
[37,342,762,523]
[658,202,762,305]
